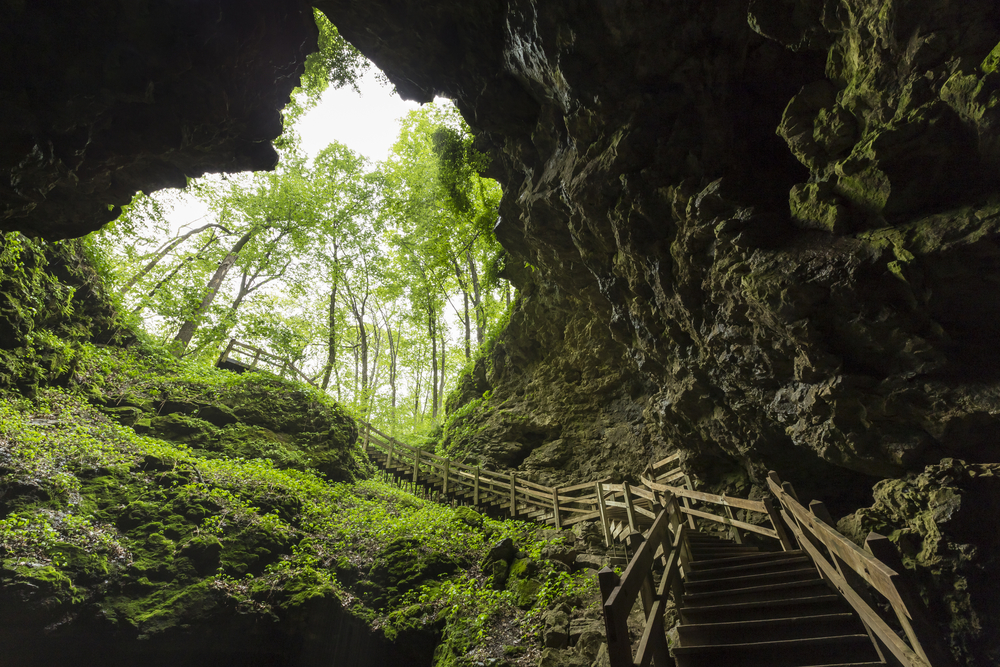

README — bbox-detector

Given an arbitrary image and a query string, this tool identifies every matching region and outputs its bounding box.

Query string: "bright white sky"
[298,70,422,162]
[167,71,422,231]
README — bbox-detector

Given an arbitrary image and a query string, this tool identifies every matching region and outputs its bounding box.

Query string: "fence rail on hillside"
[217,339,317,388]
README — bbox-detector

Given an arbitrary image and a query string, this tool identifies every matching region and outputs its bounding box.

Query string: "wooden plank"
[651,451,682,470]
[559,477,612,494]
[509,473,516,517]
[768,475,904,609]
[783,516,932,667]
[442,460,450,497]
[596,483,612,547]
[604,510,672,617]
[473,468,480,506]
[562,510,602,527]
[551,488,562,530]
[680,506,778,539]
[642,476,767,512]
[604,500,656,521]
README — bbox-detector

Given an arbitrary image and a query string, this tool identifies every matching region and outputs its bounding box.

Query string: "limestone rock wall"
[316,0,1000,509]
[1,0,316,238]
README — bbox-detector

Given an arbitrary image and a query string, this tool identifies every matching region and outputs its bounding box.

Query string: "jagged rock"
[542,606,570,649]
[487,537,517,564]
[837,459,1000,665]
[1,0,317,239]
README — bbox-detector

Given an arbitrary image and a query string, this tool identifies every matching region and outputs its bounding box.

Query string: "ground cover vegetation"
[0,233,602,666]
[0,13,600,664]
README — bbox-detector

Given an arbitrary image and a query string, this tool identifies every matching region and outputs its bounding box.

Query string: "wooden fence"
[217,339,317,388]
[767,471,951,667]
[213,340,947,667]
[594,470,949,667]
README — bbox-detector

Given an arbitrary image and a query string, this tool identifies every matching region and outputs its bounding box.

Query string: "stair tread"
[672,634,875,653]
[685,566,819,589]
[683,579,830,603]
[689,551,803,569]
[686,554,810,580]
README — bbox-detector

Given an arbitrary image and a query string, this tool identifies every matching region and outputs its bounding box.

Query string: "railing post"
[599,567,632,667]
[387,443,395,470]
[681,475,697,530]
[362,423,371,454]
[763,497,795,550]
[473,467,480,507]
[622,481,639,533]
[551,487,562,529]
[596,482,613,547]
[219,338,236,365]
[509,472,517,518]
[442,459,450,498]
[866,532,952,667]
[721,493,743,544]
[413,449,421,485]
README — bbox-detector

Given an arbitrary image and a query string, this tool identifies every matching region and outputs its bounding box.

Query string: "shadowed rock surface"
[3,0,1000,663]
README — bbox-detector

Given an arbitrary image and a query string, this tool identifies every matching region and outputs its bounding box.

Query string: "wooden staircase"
[673,532,883,667]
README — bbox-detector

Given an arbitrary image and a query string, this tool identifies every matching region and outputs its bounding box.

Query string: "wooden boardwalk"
[214,340,949,667]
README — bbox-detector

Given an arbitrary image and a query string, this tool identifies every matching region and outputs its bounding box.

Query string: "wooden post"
[781,480,800,503]
[681,475,697,530]
[251,350,261,368]
[623,481,639,533]
[387,443,395,470]
[473,467,481,507]
[763,497,795,550]
[626,532,654,617]
[362,423,371,454]
[219,338,236,365]
[599,568,632,667]
[442,460,450,497]
[413,449,421,485]
[509,472,517,518]
[866,533,952,667]
[596,482,613,547]
[721,493,743,544]
[551,487,562,529]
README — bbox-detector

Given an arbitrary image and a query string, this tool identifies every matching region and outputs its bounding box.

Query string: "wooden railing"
[359,420,616,527]
[596,470,950,667]
[767,471,951,667]
[212,341,946,666]
[600,493,691,667]
[217,339,317,388]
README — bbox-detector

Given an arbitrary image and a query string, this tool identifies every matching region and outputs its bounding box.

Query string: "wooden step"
[680,594,849,624]
[688,551,806,571]
[677,613,864,647]
[685,553,811,582]
[688,546,761,559]
[672,634,880,667]
[684,567,819,594]
[682,579,832,607]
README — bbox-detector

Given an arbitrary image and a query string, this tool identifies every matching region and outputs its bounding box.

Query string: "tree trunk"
[132,233,219,314]
[439,323,446,416]
[172,228,255,357]
[452,255,472,359]
[429,303,438,420]
[467,250,484,346]
[120,223,228,296]
[322,244,339,392]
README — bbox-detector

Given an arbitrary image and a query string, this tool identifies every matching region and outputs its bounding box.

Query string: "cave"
[3,0,1000,664]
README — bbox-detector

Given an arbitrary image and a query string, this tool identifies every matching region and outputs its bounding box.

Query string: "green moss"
[982,42,1000,74]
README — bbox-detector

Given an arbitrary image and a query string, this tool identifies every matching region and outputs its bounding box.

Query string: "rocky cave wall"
[318,0,1000,509]
[4,1,1000,661]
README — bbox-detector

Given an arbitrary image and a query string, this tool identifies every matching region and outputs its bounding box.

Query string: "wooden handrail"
[767,471,950,667]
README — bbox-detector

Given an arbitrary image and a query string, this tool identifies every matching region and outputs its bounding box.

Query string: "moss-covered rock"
[838,460,1000,666]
